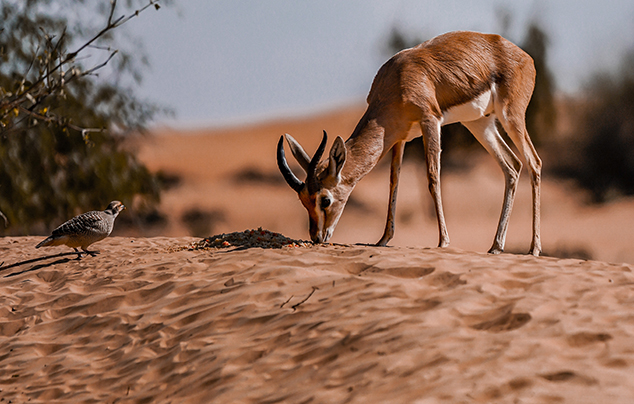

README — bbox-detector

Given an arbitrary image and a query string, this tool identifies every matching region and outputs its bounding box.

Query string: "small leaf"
[154,4,160,10]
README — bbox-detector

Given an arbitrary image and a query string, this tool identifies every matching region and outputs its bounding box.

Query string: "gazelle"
[277,31,542,256]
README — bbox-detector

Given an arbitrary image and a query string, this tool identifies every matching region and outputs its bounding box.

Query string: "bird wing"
[51,211,104,236]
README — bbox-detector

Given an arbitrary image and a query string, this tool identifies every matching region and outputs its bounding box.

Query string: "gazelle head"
[277,131,351,243]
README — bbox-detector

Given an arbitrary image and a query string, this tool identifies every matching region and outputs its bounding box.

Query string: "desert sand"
[1,236,634,403]
[2,106,634,403]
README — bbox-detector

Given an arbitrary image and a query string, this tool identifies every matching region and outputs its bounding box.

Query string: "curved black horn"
[308,131,328,172]
[307,130,328,193]
[308,131,328,173]
[277,136,304,193]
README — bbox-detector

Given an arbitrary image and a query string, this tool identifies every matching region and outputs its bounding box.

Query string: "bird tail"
[35,237,54,249]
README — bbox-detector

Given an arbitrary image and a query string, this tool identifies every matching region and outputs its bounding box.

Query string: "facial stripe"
[316,205,325,238]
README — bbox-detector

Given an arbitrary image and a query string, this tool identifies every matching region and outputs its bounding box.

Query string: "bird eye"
[321,197,331,209]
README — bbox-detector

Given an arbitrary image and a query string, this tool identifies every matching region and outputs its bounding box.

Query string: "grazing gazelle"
[277,31,542,256]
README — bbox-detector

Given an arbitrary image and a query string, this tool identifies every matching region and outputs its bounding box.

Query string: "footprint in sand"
[467,303,532,332]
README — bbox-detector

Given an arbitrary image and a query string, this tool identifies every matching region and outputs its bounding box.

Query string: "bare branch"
[107,0,118,26]
[1,0,162,136]
[0,211,8,228]
[15,105,104,137]
[82,50,118,77]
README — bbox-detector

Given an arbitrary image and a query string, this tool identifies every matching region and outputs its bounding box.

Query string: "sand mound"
[1,236,633,403]
[189,228,312,250]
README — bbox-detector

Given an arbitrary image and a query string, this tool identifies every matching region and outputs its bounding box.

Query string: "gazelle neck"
[340,114,386,187]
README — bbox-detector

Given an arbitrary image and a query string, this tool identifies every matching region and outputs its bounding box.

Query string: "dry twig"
[291,287,319,311]
[280,295,294,309]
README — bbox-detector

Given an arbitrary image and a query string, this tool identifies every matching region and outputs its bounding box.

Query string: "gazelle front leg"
[377,141,406,246]
[422,120,450,248]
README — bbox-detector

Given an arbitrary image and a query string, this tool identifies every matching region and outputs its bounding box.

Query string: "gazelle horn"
[307,131,328,193]
[277,136,304,192]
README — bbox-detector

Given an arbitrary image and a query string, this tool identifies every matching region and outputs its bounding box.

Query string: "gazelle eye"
[321,197,331,209]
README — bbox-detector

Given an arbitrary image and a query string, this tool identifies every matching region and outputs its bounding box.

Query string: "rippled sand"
[1,236,633,403]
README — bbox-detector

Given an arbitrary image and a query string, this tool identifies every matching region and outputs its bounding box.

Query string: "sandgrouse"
[36,201,125,256]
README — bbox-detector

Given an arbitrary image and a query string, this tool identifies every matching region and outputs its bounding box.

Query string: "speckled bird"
[36,201,126,255]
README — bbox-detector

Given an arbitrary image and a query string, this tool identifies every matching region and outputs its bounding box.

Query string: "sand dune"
[1,236,633,403]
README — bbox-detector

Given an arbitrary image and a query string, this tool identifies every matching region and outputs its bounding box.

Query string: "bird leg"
[72,248,98,259]
[72,248,83,260]
[82,248,100,257]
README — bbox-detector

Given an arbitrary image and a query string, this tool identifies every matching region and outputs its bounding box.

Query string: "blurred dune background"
[3,2,634,402]
[129,103,634,265]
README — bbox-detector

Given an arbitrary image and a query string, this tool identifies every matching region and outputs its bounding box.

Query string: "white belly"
[441,88,495,126]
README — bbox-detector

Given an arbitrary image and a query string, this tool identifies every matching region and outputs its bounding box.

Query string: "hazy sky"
[123,0,634,127]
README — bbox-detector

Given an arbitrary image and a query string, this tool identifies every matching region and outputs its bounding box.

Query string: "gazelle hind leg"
[497,113,542,256]
[462,115,522,254]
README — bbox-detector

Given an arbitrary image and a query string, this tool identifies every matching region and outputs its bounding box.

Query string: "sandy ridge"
[0,236,633,403]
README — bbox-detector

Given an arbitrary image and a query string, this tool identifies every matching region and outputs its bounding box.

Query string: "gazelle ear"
[284,134,311,173]
[328,136,346,181]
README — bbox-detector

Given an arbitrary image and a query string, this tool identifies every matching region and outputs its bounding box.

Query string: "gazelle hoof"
[529,248,541,257]
[376,239,390,247]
